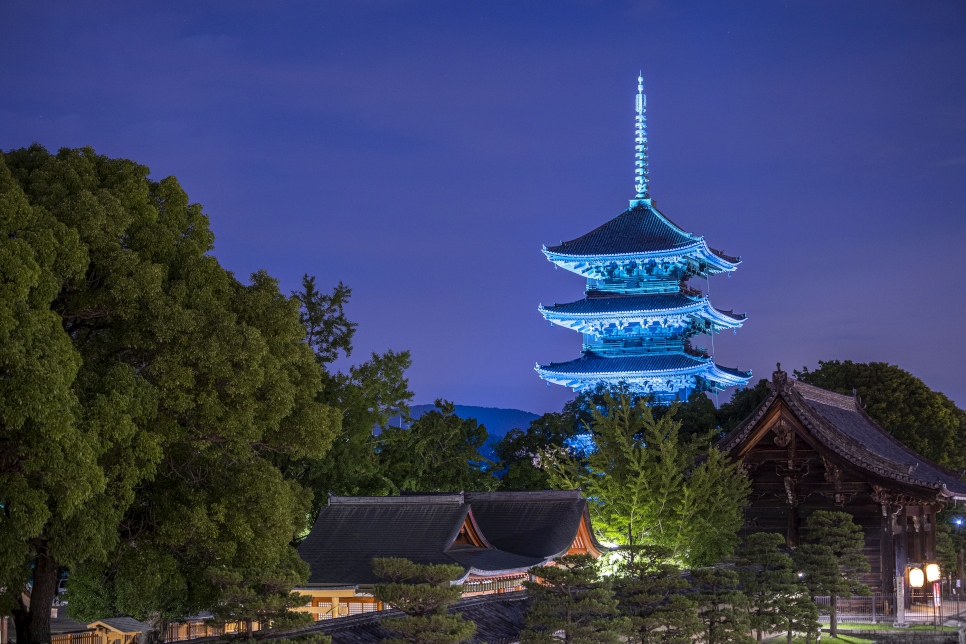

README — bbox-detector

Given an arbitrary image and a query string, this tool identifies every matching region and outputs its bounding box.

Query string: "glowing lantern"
[909,567,925,588]
[925,563,941,583]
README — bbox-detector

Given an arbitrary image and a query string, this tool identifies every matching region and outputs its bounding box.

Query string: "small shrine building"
[718,366,966,596]
[295,490,602,620]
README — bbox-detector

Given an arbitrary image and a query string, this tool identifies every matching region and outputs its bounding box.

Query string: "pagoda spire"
[633,73,650,205]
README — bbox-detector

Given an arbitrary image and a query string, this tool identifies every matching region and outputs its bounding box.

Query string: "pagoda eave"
[539,298,745,334]
[543,241,739,278]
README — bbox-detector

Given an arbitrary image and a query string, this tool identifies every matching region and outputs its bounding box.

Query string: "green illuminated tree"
[521,554,626,644]
[613,546,700,644]
[544,391,749,566]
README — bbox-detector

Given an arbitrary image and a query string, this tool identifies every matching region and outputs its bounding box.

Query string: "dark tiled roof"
[539,352,708,375]
[718,371,966,499]
[298,495,473,585]
[544,293,745,320]
[298,492,594,586]
[464,491,596,558]
[274,592,530,644]
[546,204,696,256]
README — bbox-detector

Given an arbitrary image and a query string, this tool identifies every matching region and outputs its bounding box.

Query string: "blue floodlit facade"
[536,76,751,402]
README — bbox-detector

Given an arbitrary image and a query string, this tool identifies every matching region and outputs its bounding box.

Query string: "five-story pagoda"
[536,76,751,402]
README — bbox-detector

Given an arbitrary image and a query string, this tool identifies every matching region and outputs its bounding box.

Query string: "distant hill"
[384,405,542,461]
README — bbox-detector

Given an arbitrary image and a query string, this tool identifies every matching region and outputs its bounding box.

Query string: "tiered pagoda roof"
[536,75,750,401]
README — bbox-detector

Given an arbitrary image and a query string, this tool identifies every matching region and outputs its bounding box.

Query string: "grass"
[785,635,875,644]
[829,622,958,632]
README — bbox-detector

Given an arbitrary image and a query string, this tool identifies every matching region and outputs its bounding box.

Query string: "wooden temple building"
[719,366,966,596]
[295,490,602,620]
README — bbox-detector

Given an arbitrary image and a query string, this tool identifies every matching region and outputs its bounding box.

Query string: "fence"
[51,632,100,644]
[814,591,966,625]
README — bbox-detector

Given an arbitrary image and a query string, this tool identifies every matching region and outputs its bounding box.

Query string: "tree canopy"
[796,360,966,470]
[544,391,749,567]
[0,146,341,644]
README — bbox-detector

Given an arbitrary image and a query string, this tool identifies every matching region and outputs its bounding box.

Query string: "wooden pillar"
[924,505,936,561]
[881,502,895,595]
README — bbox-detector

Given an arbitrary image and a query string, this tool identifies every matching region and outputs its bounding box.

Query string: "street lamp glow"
[909,567,925,588]
[925,563,941,583]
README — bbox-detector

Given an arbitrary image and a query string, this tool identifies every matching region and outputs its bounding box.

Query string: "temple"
[295,491,602,619]
[719,366,966,598]
[536,76,750,401]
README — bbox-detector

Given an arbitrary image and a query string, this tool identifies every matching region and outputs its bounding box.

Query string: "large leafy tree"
[494,409,584,491]
[0,145,341,644]
[545,392,749,566]
[794,511,870,638]
[521,554,626,644]
[795,360,966,470]
[380,400,496,493]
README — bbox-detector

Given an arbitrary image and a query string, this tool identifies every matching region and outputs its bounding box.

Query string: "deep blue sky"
[3,1,965,413]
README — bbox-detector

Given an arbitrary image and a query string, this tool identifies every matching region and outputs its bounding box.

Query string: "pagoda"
[536,76,751,402]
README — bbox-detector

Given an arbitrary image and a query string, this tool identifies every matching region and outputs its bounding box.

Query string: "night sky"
[3,2,964,413]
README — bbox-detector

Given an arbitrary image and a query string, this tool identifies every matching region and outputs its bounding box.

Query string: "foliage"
[653,392,718,443]
[371,558,474,644]
[795,511,870,638]
[735,533,817,644]
[544,391,750,566]
[0,145,340,644]
[494,409,584,491]
[206,564,313,633]
[795,360,966,470]
[521,554,626,644]
[278,274,413,514]
[380,400,496,493]
[691,567,754,644]
[612,546,700,644]
[714,380,772,435]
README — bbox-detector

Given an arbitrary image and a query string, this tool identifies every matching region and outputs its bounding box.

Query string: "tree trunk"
[12,545,59,644]
[830,595,837,638]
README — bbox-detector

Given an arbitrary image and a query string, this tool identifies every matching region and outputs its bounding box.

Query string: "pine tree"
[613,546,700,644]
[795,511,870,638]
[691,567,754,644]
[522,554,626,644]
[371,558,475,644]
[735,533,816,644]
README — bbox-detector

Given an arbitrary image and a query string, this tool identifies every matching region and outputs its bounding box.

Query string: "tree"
[521,554,626,644]
[371,558,475,644]
[794,511,870,637]
[545,391,750,566]
[279,274,414,514]
[380,400,497,493]
[0,145,341,644]
[735,533,816,644]
[0,149,96,644]
[206,563,313,636]
[494,410,584,491]
[795,360,966,470]
[612,546,700,644]
[715,380,772,435]
[653,392,718,444]
[691,567,754,644]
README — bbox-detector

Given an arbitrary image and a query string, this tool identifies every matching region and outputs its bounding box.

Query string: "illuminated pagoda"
[536,76,751,402]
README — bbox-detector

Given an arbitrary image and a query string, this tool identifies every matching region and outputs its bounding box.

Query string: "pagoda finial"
[632,73,650,206]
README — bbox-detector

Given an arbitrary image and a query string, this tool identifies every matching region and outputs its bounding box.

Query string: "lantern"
[909,567,925,588]
[925,563,941,583]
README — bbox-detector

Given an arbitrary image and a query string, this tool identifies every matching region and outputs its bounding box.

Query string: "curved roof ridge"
[328,493,464,505]
[466,490,583,501]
